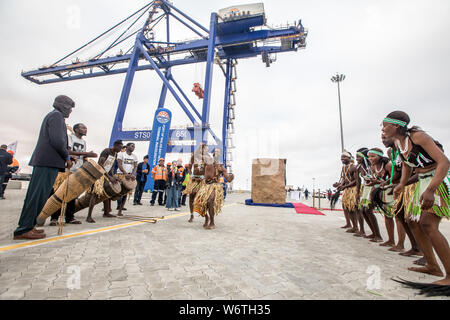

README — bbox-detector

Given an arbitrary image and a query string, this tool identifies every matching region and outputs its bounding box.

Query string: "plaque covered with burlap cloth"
[251,158,287,204]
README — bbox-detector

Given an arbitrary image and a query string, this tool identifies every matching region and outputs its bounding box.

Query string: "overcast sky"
[1,0,449,191]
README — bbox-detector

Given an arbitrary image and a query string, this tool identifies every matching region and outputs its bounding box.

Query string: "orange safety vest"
[152,165,167,181]
[177,166,185,175]
[11,158,19,167]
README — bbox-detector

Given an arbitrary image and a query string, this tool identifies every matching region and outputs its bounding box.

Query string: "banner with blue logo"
[145,108,172,192]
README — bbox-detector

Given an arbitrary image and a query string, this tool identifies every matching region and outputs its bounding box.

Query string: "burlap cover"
[251,158,286,204]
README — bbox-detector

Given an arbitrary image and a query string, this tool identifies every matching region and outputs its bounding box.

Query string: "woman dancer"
[382,111,449,292]
[355,148,383,240]
[367,148,393,244]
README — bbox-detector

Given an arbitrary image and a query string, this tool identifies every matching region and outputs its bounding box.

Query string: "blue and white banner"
[145,108,172,192]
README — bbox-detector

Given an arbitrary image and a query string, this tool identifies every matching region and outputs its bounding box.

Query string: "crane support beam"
[22,26,305,84]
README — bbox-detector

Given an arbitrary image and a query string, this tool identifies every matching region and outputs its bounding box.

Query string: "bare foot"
[388,245,405,252]
[370,236,383,243]
[380,241,395,247]
[188,216,194,223]
[341,224,352,229]
[399,249,422,257]
[408,265,443,277]
[206,224,216,230]
[346,228,357,233]
[117,213,123,217]
[103,213,116,218]
[86,217,96,223]
[413,257,427,266]
[432,278,450,286]
[353,232,365,237]
[363,233,375,239]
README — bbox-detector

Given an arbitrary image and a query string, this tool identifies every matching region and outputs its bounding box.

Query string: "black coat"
[0,149,13,175]
[136,162,149,183]
[29,109,69,170]
[166,168,183,187]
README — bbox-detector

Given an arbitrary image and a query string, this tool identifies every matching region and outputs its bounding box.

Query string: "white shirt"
[68,134,86,172]
[117,152,138,174]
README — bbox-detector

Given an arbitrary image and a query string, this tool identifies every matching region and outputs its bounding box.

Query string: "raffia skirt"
[86,175,108,198]
[53,171,71,192]
[183,178,204,195]
[382,188,396,218]
[193,182,224,217]
[359,185,373,209]
[342,186,358,212]
[407,170,449,222]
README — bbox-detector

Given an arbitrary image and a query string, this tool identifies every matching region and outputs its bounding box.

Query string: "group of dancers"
[334,110,450,295]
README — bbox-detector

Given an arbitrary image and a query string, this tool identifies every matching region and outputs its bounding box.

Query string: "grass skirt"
[407,170,449,221]
[382,188,395,217]
[392,184,416,220]
[53,171,70,192]
[86,175,108,198]
[342,186,358,212]
[359,185,372,209]
[193,183,224,217]
[183,178,204,195]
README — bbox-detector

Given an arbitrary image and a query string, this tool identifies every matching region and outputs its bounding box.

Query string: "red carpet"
[292,203,325,215]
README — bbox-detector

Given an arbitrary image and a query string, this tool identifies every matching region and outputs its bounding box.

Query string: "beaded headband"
[357,152,368,159]
[368,150,384,157]
[383,117,407,127]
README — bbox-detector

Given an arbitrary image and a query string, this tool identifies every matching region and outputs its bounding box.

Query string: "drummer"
[49,123,98,225]
[85,140,123,223]
[116,143,138,216]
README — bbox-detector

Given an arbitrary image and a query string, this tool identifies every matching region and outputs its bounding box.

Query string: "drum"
[37,159,105,225]
[104,179,122,197]
[74,178,122,213]
[111,177,137,201]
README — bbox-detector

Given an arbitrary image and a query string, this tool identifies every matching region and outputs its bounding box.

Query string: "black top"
[29,109,69,170]
[399,138,437,169]
[136,162,149,183]
[167,167,183,187]
[0,150,13,175]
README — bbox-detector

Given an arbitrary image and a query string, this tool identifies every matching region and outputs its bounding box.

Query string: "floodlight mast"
[331,73,346,153]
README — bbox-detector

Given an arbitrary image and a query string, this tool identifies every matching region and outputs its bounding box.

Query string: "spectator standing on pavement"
[1,150,19,198]
[0,145,13,200]
[13,95,74,240]
[220,175,228,200]
[176,158,186,207]
[134,155,149,205]
[181,164,190,206]
[304,188,309,200]
[150,158,167,206]
[166,161,183,211]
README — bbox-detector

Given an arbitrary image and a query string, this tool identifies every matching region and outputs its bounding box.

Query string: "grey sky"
[1,0,449,191]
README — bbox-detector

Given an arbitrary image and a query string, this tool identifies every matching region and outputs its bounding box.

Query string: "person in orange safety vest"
[150,158,167,206]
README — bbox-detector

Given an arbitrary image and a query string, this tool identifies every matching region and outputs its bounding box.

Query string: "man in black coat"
[133,155,149,205]
[13,95,74,240]
[0,145,13,199]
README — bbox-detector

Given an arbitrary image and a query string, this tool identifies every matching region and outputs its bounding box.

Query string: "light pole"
[331,73,346,153]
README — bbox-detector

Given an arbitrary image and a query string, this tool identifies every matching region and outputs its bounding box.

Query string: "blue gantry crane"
[22,0,307,187]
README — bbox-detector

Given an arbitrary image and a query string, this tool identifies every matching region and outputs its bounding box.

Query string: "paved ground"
[0,185,449,300]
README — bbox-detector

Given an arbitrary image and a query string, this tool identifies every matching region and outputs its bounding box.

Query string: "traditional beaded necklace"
[397,136,409,155]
